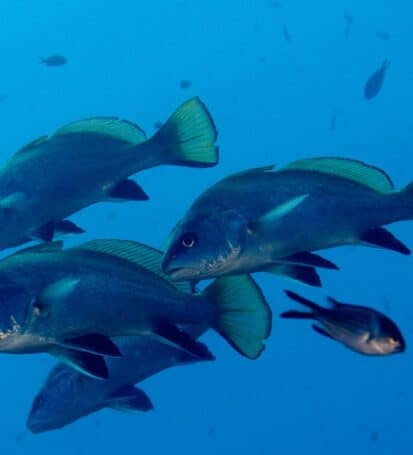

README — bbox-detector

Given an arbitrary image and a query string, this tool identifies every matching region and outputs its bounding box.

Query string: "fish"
[344,13,354,40]
[39,55,68,67]
[281,290,406,355]
[0,240,271,379]
[282,25,292,44]
[0,97,218,251]
[376,31,390,41]
[27,324,208,433]
[364,60,390,100]
[162,157,413,282]
[179,80,192,89]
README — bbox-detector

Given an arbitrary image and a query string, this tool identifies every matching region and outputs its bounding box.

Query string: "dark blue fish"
[39,55,68,67]
[281,290,406,356]
[364,59,390,100]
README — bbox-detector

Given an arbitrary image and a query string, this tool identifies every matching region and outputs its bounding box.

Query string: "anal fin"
[360,227,410,255]
[264,264,321,287]
[153,322,215,361]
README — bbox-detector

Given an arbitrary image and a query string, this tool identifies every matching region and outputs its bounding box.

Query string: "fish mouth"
[164,266,198,281]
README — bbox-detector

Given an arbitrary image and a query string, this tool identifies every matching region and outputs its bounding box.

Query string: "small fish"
[344,13,354,40]
[162,157,413,282]
[377,31,390,41]
[39,55,68,67]
[0,240,271,379]
[0,97,218,251]
[282,25,292,44]
[179,80,192,89]
[281,290,406,355]
[364,59,390,100]
[329,111,337,131]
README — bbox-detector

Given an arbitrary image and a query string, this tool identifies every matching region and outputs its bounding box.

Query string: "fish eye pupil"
[182,234,196,248]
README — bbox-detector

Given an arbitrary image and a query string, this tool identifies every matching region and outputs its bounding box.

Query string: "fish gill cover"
[0,1,411,454]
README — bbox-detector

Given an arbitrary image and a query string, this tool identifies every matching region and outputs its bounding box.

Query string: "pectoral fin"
[360,227,410,255]
[50,346,109,380]
[54,220,85,236]
[252,194,309,232]
[34,278,80,313]
[280,252,338,270]
[57,334,121,357]
[31,221,55,242]
[107,180,149,202]
[153,322,215,361]
[105,386,154,413]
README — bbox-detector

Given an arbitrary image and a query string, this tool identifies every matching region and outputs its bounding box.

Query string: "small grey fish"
[39,55,68,67]
[364,59,390,100]
[27,323,208,433]
[281,290,406,355]
[0,97,218,251]
[162,157,413,282]
[0,240,270,379]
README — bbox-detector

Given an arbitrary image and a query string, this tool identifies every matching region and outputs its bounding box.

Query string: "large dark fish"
[162,157,413,282]
[0,240,270,379]
[27,325,208,433]
[281,290,406,355]
[364,60,390,100]
[0,97,218,250]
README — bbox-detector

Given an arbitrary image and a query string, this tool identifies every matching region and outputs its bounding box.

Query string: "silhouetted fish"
[364,59,390,100]
[180,80,192,89]
[39,55,68,67]
[282,25,292,44]
[344,13,354,40]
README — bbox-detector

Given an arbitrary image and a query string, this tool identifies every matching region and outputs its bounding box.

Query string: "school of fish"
[0,95,407,433]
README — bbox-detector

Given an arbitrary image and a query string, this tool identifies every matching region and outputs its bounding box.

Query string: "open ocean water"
[0,0,412,453]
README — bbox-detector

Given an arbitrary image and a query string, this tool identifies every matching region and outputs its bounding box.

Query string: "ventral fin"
[30,221,55,242]
[312,324,334,340]
[263,264,321,287]
[54,220,85,236]
[107,180,149,202]
[105,386,154,413]
[50,347,109,380]
[253,194,309,231]
[360,227,411,255]
[153,322,215,361]
[58,333,121,357]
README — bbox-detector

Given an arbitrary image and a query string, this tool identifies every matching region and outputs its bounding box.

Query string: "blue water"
[1,0,412,453]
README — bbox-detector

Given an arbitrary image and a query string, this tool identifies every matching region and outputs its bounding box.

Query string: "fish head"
[162,210,247,280]
[27,364,92,433]
[368,315,406,355]
[0,283,32,352]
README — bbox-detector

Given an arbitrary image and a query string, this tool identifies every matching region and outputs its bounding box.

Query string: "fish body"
[364,60,390,100]
[0,97,218,250]
[0,240,271,377]
[281,290,406,355]
[39,55,68,66]
[27,326,207,433]
[162,157,413,281]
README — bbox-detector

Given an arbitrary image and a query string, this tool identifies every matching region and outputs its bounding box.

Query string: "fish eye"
[181,233,197,249]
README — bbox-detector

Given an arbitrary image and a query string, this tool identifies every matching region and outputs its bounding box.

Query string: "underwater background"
[1,0,412,453]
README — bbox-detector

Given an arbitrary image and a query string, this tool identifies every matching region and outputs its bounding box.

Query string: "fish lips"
[161,255,200,281]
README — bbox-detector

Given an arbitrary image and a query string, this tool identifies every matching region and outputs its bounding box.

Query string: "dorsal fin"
[15,135,49,155]
[6,241,64,259]
[74,239,192,293]
[225,165,275,180]
[53,117,147,145]
[283,157,394,193]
